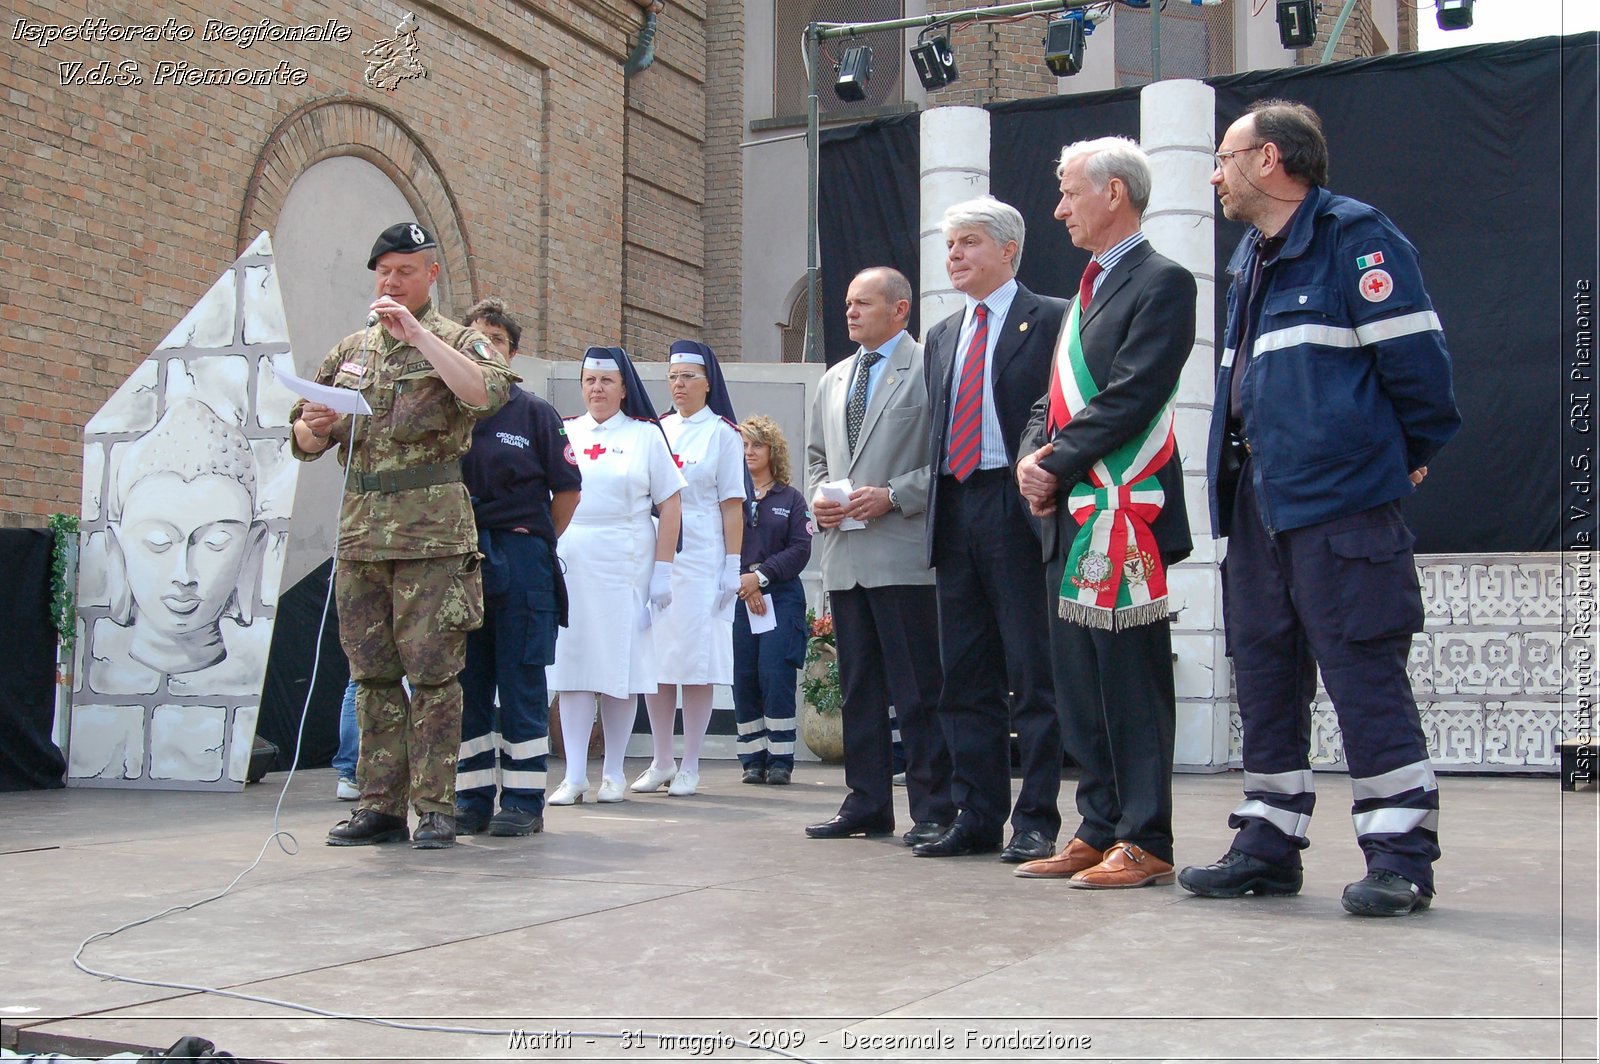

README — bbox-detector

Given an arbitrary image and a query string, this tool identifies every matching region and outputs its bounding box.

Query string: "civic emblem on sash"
[1072,549,1113,592]
[1122,543,1156,587]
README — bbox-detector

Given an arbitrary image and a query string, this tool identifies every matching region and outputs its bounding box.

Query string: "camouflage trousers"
[336,553,484,817]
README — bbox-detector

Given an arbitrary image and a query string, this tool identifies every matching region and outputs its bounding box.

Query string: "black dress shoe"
[742,765,767,784]
[901,821,949,847]
[999,829,1055,863]
[1178,848,1302,897]
[912,821,1002,857]
[765,764,792,786]
[1341,870,1432,916]
[411,811,456,849]
[327,808,409,847]
[805,812,894,839]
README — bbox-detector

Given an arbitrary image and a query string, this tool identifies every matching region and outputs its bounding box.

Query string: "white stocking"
[556,691,596,786]
[599,694,638,783]
[643,686,679,770]
[678,683,714,776]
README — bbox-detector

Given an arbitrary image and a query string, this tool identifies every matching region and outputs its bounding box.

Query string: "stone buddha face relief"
[106,399,268,675]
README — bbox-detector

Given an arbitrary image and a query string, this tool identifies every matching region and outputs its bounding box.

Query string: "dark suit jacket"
[923,282,1068,567]
[1019,242,1196,567]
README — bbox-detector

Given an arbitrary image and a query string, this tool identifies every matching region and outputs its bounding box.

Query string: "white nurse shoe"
[630,762,677,792]
[548,778,588,806]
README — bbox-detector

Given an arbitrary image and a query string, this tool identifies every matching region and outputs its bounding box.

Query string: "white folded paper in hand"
[272,363,373,415]
[819,479,867,531]
[747,594,777,634]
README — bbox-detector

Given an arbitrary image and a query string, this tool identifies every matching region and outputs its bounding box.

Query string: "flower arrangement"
[800,609,842,716]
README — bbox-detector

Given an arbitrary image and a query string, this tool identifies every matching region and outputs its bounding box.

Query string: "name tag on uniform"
[338,361,367,378]
[396,359,437,380]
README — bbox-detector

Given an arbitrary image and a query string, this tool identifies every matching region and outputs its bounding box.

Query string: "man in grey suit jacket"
[803,266,955,840]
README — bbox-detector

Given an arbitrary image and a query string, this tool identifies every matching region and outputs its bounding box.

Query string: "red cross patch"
[563,443,578,466]
[1358,268,1394,303]
[583,443,607,460]
[671,452,684,469]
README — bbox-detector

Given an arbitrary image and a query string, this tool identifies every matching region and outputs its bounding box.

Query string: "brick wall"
[0,0,713,526]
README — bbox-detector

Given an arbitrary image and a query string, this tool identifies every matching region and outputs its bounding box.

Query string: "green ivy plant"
[47,512,78,649]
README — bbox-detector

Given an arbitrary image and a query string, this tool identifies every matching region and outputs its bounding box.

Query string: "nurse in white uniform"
[548,347,684,805]
[632,340,748,797]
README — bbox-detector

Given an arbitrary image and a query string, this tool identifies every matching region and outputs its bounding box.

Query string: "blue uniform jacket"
[1207,186,1462,537]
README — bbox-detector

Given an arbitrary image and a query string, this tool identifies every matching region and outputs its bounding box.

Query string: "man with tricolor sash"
[1180,101,1459,917]
[1015,137,1196,889]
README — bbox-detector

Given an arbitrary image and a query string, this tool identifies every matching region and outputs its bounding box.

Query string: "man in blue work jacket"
[1180,99,1461,916]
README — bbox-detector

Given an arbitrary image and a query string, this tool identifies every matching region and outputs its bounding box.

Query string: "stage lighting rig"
[833,44,873,101]
[1435,0,1474,31]
[910,32,958,90]
[1043,13,1087,77]
[1276,0,1318,48]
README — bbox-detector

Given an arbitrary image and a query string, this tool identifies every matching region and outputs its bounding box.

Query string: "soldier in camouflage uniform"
[292,222,515,850]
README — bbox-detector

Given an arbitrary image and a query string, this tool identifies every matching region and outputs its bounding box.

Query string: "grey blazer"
[805,335,935,592]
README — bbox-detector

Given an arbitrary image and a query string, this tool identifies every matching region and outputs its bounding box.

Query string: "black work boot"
[488,807,544,837]
[1178,848,1303,897]
[1341,870,1432,916]
[411,811,457,849]
[327,808,409,847]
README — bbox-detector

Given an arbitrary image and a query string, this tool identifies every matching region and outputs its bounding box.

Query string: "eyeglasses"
[1213,145,1263,168]
[666,372,706,384]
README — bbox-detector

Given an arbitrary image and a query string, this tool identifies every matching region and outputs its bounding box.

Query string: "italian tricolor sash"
[1045,297,1176,630]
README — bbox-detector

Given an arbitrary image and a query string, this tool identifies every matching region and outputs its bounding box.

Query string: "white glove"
[717,553,741,611]
[649,560,674,611]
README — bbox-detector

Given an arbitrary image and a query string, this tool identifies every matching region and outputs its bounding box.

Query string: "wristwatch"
[887,485,901,512]
[754,566,770,589]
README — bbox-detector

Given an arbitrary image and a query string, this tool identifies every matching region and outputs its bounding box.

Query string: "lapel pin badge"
[1019,322,1029,332]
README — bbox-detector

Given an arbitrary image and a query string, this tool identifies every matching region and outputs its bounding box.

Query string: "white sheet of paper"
[747,595,777,634]
[715,591,736,624]
[271,363,373,415]
[819,478,867,531]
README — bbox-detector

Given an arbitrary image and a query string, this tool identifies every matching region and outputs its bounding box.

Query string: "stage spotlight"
[1275,0,1317,48]
[1435,0,1474,31]
[834,44,873,101]
[910,34,958,90]
[1043,16,1086,77]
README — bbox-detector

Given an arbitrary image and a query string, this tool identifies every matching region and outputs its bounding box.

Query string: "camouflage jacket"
[290,301,516,561]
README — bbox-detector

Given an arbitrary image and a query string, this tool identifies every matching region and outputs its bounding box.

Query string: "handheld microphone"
[367,311,380,327]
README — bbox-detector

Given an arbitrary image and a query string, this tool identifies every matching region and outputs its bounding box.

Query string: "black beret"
[367,222,437,269]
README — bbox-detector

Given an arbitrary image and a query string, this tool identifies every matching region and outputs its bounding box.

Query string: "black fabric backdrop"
[0,529,65,791]
[256,559,348,772]
[817,33,1599,553]
[819,113,923,364]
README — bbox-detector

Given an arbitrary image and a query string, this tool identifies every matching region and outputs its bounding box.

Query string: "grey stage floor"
[0,761,1595,1064]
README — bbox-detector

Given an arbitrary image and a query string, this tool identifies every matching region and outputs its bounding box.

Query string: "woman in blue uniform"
[731,415,811,785]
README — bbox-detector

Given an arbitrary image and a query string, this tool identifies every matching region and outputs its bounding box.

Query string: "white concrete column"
[1141,78,1230,772]
[918,106,989,332]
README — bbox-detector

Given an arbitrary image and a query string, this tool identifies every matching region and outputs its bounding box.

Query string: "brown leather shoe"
[1013,837,1105,879]
[1068,841,1175,889]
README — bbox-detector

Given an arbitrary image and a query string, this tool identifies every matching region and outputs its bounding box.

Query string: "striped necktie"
[946,303,989,481]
